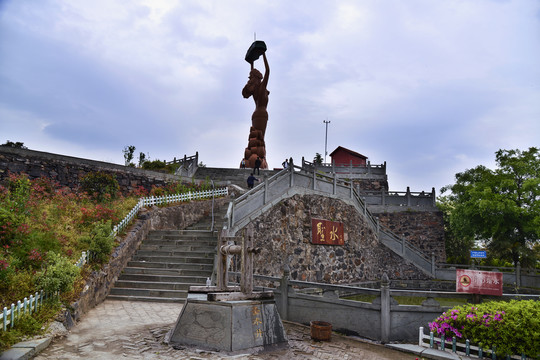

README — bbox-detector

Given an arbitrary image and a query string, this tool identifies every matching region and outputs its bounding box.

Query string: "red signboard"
[456,269,503,296]
[311,218,344,245]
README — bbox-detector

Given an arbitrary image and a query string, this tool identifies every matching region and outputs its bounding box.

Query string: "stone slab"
[169,294,287,352]
[386,344,465,360]
[0,337,51,360]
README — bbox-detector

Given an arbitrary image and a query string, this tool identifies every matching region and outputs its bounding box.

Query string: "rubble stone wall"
[374,210,446,263]
[0,147,179,193]
[248,194,430,284]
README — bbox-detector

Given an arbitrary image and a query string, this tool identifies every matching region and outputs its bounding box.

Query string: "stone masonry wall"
[249,194,429,284]
[0,147,180,194]
[374,210,446,263]
[70,198,228,321]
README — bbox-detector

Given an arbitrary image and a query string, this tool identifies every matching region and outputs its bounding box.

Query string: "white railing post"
[419,327,424,346]
[2,307,7,331]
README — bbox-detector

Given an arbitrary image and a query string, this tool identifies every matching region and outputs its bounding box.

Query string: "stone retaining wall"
[248,194,429,283]
[0,147,180,193]
[374,210,446,263]
[69,198,227,321]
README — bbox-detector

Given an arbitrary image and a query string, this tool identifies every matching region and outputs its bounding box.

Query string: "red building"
[329,146,368,166]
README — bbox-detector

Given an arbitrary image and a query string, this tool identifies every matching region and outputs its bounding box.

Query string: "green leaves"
[440,147,540,266]
[36,252,81,294]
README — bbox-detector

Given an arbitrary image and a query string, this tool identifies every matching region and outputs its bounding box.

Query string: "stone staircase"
[108,205,228,302]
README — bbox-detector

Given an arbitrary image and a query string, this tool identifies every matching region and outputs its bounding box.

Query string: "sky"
[1,0,539,195]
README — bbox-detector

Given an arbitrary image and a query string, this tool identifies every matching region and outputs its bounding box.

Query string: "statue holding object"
[241,41,269,169]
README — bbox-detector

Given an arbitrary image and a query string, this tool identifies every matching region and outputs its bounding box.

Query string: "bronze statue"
[241,41,269,169]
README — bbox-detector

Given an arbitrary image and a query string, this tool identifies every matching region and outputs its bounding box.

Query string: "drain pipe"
[211,179,215,232]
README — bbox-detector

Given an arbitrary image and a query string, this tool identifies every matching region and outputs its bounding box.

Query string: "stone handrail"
[227,271,539,343]
[225,162,433,275]
[301,157,386,176]
[173,152,199,177]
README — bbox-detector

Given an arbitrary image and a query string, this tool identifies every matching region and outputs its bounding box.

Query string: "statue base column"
[167,292,288,353]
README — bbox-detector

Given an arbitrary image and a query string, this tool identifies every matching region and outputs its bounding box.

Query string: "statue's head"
[242,69,263,98]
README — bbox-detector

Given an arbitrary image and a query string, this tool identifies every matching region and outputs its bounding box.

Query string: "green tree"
[313,153,323,165]
[1,140,27,149]
[123,145,136,166]
[441,147,540,267]
[437,195,475,264]
[138,152,148,167]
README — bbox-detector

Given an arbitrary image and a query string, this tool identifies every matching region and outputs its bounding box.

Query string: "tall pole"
[323,119,331,164]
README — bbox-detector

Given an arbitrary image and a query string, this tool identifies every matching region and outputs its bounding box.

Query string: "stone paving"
[33,300,417,360]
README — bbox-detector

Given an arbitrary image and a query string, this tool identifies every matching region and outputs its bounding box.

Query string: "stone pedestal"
[168,293,288,353]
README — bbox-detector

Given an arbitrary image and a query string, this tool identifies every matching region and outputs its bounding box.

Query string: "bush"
[142,159,166,171]
[36,252,81,294]
[429,300,539,357]
[80,171,119,202]
[79,221,114,264]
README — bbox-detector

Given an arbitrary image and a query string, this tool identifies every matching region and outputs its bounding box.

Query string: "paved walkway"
[30,300,418,360]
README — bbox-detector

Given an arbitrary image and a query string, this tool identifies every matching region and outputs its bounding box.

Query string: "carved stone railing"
[301,157,386,176]
[173,152,199,177]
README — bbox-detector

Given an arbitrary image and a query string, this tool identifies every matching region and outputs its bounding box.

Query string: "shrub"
[142,159,166,171]
[79,204,118,226]
[79,221,114,264]
[429,300,540,357]
[36,252,80,294]
[80,171,119,202]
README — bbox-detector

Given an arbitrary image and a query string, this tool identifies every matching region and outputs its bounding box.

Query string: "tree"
[123,145,136,166]
[441,147,540,267]
[437,195,475,264]
[313,153,323,165]
[138,152,148,167]
[1,140,27,149]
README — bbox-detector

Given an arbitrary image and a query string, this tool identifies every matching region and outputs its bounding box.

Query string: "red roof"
[329,146,368,160]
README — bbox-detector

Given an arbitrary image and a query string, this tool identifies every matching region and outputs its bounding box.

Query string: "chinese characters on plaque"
[456,269,503,296]
[311,218,344,245]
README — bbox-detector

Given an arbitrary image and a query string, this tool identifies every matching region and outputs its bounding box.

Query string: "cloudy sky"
[1,0,539,194]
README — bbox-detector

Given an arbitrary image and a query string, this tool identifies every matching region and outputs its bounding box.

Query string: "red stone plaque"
[311,219,344,245]
[456,269,503,296]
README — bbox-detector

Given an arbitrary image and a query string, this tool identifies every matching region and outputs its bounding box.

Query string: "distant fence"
[301,157,387,176]
[1,187,228,332]
[359,187,436,207]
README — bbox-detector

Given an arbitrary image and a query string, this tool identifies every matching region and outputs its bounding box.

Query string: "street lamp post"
[323,119,331,164]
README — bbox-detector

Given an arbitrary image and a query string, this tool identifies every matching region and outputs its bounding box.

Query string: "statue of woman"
[242,52,270,136]
[242,52,269,169]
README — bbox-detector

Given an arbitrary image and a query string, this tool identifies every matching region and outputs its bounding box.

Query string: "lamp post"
[323,119,331,164]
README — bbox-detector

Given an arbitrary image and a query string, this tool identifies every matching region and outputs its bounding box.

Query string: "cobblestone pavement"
[34,300,416,360]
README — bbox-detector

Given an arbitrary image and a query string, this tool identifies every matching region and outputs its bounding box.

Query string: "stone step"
[134,249,215,258]
[126,261,213,271]
[146,232,217,240]
[108,287,188,299]
[117,273,208,284]
[141,239,216,247]
[122,267,211,277]
[113,280,201,290]
[138,244,216,252]
[131,256,213,264]
[107,295,184,303]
